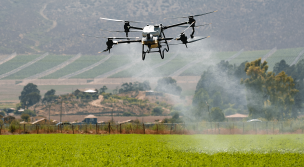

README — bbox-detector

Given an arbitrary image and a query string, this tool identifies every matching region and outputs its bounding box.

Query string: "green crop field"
[3,55,73,79]
[71,54,132,79]
[229,50,269,66]
[180,51,236,76]
[0,55,39,76]
[1,134,303,166]
[41,55,106,79]
[109,54,165,78]
[266,47,304,71]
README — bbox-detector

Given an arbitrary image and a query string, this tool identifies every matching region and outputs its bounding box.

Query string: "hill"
[1,0,304,54]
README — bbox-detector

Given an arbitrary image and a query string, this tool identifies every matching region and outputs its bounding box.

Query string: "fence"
[1,121,304,135]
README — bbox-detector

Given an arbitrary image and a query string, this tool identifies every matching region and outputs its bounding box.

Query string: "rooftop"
[225,113,248,118]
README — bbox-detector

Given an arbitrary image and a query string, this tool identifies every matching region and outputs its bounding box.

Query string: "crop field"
[0,55,39,76]
[0,134,303,166]
[41,55,105,79]
[3,55,73,80]
[143,54,196,77]
[71,55,132,79]
[180,51,236,76]
[109,54,166,78]
[229,50,269,67]
[266,47,304,71]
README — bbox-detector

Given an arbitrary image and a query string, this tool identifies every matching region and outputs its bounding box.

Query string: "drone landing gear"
[142,44,146,60]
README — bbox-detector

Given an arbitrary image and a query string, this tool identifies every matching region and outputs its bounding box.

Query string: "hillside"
[1,0,304,54]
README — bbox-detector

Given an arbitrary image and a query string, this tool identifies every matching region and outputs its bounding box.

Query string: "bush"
[21,113,30,122]
[23,109,36,116]
[123,112,132,116]
[152,107,163,116]
[210,107,225,122]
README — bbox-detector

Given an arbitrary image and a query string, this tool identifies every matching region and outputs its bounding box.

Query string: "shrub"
[123,112,132,116]
[152,107,163,116]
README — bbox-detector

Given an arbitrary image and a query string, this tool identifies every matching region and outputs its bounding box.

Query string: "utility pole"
[59,96,62,123]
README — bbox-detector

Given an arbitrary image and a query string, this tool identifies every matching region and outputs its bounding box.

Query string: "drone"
[84,10,217,60]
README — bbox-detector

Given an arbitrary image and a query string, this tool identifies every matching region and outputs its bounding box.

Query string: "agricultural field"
[180,51,236,76]
[41,55,105,79]
[143,54,196,77]
[3,55,73,79]
[0,55,39,76]
[229,49,270,67]
[109,54,165,78]
[266,47,304,71]
[0,134,303,166]
[71,54,132,79]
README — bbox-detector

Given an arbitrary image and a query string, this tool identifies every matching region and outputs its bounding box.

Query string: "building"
[74,88,98,95]
[82,115,97,124]
[225,113,248,122]
[145,90,163,96]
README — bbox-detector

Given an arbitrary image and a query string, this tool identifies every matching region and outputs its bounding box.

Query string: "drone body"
[87,10,217,60]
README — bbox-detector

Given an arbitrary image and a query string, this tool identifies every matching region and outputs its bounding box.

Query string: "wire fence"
[1,121,304,135]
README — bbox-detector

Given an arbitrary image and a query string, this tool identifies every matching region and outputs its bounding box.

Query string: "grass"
[0,134,303,166]
[0,102,16,109]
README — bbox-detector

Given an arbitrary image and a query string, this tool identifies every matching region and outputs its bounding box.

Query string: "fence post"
[96,123,98,134]
[175,124,177,133]
[120,124,122,134]
[36,125,39,134]
[156,124,158,134]
[170,124,172,134]
[273,122,274,134]
[72,125,74,134]
[61,125,63,133]
[116,125,118,134]
[24,124,25,133]
[108,122,110,134]
[266,122,268,134]
[242,122,244,134]
[0,125,2,135]
[255,122,257,134]
[143,123,145,134]
[19,124,20,134]
[217,122,221,134]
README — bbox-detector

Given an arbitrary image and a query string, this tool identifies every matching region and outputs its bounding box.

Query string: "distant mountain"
[1,0,303,54]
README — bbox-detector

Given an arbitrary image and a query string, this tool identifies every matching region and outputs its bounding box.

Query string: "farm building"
[225,113,248,122]
[74,88,98,95]
[145,90,163,96]
[82,115,97,124]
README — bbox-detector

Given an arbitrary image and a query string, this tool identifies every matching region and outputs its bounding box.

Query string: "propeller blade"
[164,10,217,19]
[193,10,218,17]
[100,17,142,23]
[105,37,140,40]
[168,22,195,42]
[187,36,210,43]
[100,29,142,32]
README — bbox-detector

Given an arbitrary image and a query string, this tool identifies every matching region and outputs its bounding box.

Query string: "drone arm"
[116,39,142,44]
[163,22,188,29]
[129,26,143,30]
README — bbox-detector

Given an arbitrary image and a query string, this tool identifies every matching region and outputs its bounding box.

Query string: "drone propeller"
[82,34,140,40]
[100,29,142,32]
[187,36,210,43]
[100,17,142,23]
[168,22,194,42]
[164,10,218,19]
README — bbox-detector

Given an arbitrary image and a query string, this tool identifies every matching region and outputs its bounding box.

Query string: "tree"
[21,113,30,122]
[42,89,57,103]
[23,109,36,117]
[210,107,225,122]
[155,77,182,95]
[0,111,5,117]
[19,83,41,108]
[151,107,163,116]
[241,59,299,120]
[99,86,108,93]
